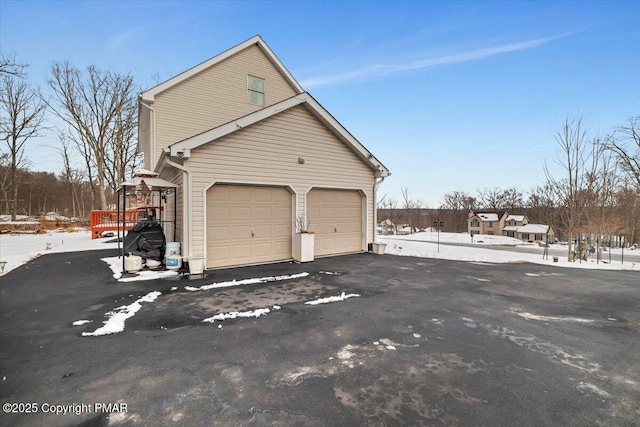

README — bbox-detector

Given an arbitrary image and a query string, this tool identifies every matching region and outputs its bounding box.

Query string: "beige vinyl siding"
[152,45,299,168]
[186,104,375,260]
[158,165,184,244]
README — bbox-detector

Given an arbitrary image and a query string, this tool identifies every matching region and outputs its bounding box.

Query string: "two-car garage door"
[206,185,363,268]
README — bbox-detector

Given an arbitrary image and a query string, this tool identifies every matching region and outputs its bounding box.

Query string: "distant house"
[514,224,555,243]
[378,219,396,235]
[502,214,529,238]
[468,211,554,243]
[467,212,507,236]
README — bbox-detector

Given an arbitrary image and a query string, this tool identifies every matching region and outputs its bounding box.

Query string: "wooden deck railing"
[89,208,161,239]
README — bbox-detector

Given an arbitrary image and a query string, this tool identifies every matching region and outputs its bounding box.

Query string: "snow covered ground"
[0,229,118,275]
[0,229,637,277]
[379,232,638,271]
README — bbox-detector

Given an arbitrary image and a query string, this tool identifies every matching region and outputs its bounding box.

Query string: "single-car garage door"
[307,189,363,257]
[207,185,292,268]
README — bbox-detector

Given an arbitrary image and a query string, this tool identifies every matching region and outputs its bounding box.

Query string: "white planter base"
[293,233,315,263]
[188,257,205,274]
[372,242,387,255]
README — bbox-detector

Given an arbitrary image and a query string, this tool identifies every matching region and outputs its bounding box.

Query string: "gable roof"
[477,213,499,222]
[140,35,304,102]
[518,224,550,234]
[167,92,390,177]
[506,215,526,222]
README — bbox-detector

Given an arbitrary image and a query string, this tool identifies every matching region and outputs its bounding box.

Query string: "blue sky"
[1,0,639,207]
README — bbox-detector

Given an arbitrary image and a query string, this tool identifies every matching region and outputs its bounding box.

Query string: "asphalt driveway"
[1,250,639,426]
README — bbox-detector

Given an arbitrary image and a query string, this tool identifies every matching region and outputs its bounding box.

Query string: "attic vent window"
[247,75,265,106]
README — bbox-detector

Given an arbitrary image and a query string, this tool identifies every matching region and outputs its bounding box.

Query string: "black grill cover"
[124,220,166,261]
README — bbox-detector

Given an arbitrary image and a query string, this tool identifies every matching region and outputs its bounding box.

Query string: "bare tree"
[476,187,503,210]
[377,193,388,209]
[615,186,639,245]
[501,187,524,210]
[379,197,401,231]
[440,190,477,211]
[440,190,477,232]
[104,79,140,193]
[606,115,640,190]
[56,134,86,218]
[0,73,45,219]
[544,117,595,261]
[46,62,137,210]
[527,183,559,228]
[583,139,621,253]
[477,187,523,210]
[0,53,26,78]
[400,186,425,232]
[0,153,10,213]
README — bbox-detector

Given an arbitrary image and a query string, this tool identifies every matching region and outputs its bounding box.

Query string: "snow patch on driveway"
[202,305,281,323]
[81,291,162,336]
[513,311,596,324]
[577,382,611,398]
[487,324,600,373]
[186,272,309,291]
[305,292,360,305]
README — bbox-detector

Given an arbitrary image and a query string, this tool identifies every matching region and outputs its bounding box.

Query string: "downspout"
[163,154,193,259]
[373,176,386,244]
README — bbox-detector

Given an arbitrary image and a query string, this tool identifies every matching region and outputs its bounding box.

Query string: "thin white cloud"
[107,28,137,50]
[301,31,580,88]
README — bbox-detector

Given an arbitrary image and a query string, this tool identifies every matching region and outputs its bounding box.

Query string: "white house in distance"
[138,35,390,269]
[468,212,505,236]
[468,212,555,243]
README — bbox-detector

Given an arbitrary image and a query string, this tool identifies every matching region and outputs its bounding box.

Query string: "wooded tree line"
[380,116,640,255]
[0,164,94,219]
[0,53,141,220]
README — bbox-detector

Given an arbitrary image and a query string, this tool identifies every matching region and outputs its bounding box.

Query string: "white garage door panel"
[207,185,292,268]
[253,206,271,219]
[307,189,362,257]
[231,244,252,259]
[232,187,252,201]
[232,206,251,220]
[253,242,273,257]
[231,225,250,240]
[209,206,229,220]
[210,246,229,260]
[273,206,291,219]
[210,226,230,240]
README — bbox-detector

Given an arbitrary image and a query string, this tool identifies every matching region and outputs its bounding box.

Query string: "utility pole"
[434,219,444,253]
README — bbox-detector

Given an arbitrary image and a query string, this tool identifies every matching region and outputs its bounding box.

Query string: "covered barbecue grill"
[117,170,178,274]
[123,217,166,261]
